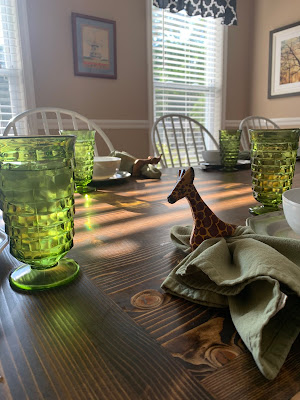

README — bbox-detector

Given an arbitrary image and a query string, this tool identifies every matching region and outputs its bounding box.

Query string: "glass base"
[75,185,96,194]
[220,167,238,172]
[249,204,279,215]
[9,257,80,291]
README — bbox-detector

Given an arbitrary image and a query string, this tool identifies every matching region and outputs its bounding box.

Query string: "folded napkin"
[109,150,161,179]
[161,224,300,380]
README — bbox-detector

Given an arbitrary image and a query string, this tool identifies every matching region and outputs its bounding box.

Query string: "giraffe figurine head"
[167,168,195,204]
[168,167,237,250]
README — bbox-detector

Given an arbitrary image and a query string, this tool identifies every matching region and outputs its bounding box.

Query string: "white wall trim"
[225,120,241,128]
[271,117,300,127]
[41,118,300,131]
[97,120,149,129]
[226,118,300,128]
[38,119,149,130]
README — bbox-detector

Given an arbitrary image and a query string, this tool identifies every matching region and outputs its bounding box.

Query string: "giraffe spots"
[197,211,204,220]
[203,215,212,228]
[197,202,205,211]
[208,225,219,236]
[218,220,226,230]
[211,214,219,224]
[226,225,236,236]
[195,219,201,228]
[168,167,237,251]
[199,227,206,236]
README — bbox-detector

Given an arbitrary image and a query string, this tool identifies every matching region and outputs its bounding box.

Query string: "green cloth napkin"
[109,150,161,179]
[161,224,300,380]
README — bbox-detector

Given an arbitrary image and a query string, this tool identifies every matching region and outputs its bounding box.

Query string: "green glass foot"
[220,167,238,172]
[75,185,96,194]
[249,204,279,215]
[9,258,80,291]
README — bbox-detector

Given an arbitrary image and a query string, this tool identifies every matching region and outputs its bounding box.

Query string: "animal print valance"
[153,0,237,26]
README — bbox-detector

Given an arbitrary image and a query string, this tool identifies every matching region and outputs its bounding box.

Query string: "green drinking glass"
[249,129,300,215]
[60,130,96,193]
[0,135,80,291]
[219,129,242,171]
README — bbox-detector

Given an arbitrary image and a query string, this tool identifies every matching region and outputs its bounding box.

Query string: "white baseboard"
[226,118,300,129]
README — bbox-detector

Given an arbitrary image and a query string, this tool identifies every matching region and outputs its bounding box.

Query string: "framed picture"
[72,13,117,79]
[268,21,300,98]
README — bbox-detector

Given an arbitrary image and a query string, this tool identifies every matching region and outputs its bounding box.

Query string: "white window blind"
[152,7,225,143]
[0,0,26,135]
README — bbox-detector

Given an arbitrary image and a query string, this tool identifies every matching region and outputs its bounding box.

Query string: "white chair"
[2,107,115,156]
[151,114,219,168]
[239,116,279,151]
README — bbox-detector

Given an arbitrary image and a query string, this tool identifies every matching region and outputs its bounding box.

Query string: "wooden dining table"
[1,163,300,400]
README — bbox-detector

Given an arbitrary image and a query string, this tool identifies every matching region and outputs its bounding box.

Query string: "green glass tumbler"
[219,130,242,171]
[249,129,300,215]
[60,130,96,193]
[0,135,80,291]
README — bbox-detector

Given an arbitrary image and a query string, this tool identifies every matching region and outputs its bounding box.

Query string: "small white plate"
[92,170,131,182]
[0,228,9,253]
[246,210,300,239]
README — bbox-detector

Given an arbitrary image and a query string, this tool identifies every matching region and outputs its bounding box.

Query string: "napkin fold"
[161,225,300,380]
[109,150,161,179]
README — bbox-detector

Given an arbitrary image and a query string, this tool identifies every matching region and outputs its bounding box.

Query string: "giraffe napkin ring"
[168,167,237,251]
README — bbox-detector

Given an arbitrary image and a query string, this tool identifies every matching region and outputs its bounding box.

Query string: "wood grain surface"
[1,164,300,399]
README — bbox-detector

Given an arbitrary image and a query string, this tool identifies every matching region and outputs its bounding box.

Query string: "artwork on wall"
[72,13,117,79]
[268,21,300,98]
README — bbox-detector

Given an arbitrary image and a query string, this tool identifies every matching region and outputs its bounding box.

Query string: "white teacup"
[93,156,121,180]
[282,188,300,235]
[201,150,221,164]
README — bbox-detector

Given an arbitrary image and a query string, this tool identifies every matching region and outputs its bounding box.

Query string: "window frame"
[146,1,228,150]
[0,0,35,134]
[16,0,36,111]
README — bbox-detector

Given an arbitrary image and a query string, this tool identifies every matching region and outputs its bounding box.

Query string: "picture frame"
[268,21,300,98]
[71,13,117,79]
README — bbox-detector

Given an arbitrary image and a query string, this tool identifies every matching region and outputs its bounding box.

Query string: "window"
[0,0,34,135]
[150,6,226,144]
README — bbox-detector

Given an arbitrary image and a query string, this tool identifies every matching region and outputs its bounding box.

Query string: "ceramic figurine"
[109,151,162,179]
[132,155,162,177]
[167,167,237,251]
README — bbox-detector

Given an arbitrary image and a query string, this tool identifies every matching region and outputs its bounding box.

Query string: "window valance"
[153,0,237,25]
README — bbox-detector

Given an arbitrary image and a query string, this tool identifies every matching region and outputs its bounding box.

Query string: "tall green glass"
[0,135,80,291]
[60,130,95,193]
[219,129,242,171]
[250,129,300,215]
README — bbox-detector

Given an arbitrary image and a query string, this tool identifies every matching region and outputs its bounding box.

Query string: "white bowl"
[201,150,221,164]
[93,156,121,179]
[282,188,300,234]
